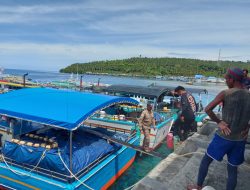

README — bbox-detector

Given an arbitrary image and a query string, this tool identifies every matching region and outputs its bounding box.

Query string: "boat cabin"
[104,84,173,110]
[104,84,207,112]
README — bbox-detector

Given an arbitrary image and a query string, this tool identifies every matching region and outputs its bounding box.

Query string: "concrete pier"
[132,121,250,190]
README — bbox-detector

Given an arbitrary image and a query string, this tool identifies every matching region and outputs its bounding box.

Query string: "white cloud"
[1,42,250,71]
[0,0,250,70]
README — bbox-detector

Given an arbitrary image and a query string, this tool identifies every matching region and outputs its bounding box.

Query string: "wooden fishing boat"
[102,84,208,149]
[0,88,140,190]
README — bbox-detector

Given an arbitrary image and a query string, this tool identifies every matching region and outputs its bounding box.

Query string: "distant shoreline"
[62,71,226,84]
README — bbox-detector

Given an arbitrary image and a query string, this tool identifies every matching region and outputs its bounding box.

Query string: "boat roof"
[0,88,138,131]
[145,85,208,95]
[105,84,207,99]
[105,84,172,99]
[181,87,208,94]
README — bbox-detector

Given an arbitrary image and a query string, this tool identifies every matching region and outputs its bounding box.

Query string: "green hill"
[60,57,250,77]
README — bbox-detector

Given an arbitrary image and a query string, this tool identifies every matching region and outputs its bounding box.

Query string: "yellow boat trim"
[0,81,38,88]
[0,174,40,190]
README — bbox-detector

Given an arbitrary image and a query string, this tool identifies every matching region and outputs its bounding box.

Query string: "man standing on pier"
[138,103,155,152]
[173,86,197,141]
[243,69,250,89]
[190,68,250,190]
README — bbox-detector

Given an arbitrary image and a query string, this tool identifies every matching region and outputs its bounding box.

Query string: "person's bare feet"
[144,147,151,152]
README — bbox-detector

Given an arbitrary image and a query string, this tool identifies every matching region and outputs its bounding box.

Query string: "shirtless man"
[189,68,250,190]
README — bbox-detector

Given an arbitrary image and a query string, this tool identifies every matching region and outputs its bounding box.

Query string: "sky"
[0,0,250,71]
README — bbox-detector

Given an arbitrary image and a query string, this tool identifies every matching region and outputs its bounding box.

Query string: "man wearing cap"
[173,86,197,141]
[189,68,250,190]
[138,103,155,152]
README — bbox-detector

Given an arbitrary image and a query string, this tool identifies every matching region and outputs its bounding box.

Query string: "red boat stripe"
[101,156,135,190]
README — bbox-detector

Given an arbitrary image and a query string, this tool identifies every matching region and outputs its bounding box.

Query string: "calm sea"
[4,68,225,93]
[4,68,226,109]
[3,68,225,190]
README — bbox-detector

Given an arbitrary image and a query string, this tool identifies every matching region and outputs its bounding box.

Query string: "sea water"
[109,144,173,190]
[4,68,223,103]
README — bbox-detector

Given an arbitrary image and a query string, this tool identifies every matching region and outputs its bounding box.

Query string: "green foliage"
[59,57,250,77]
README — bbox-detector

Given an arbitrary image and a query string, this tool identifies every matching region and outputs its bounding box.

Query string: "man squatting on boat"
[188,68,250,190]
[138,103,155,152]
[173,86,197,142]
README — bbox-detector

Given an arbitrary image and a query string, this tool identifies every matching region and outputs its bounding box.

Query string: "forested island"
[60,57,250,77]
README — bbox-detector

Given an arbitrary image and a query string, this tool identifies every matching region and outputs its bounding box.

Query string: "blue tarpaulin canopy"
[0,88,138,130]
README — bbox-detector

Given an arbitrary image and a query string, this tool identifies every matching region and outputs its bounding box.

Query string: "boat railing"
[75,152,112,180]
[85,124,137,141]
[75,126,137,179]
[1,150,113,183]
[84,121,132,134]
[125,116,139,123]
[1,156,70,182]
[0,124,134,182]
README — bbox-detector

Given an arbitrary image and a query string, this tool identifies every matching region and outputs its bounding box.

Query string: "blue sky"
[0,0,250,71]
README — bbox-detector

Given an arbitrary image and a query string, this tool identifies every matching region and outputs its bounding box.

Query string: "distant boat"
[216,78,225,83]
[155,75,163,80]
[0,67,4,76]
[206,76,217,83]
[205,76,225,83]
[0,74,39,92]
[186,81,194,85]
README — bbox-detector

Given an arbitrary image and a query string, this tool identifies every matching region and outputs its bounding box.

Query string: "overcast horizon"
[1,0,250,71]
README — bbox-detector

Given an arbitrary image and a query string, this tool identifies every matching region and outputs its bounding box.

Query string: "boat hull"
[0,137,139,190]
[140,117,175,149]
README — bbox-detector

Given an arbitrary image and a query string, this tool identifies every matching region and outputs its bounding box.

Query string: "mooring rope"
[57,149,94,190]
[0,149,47,177]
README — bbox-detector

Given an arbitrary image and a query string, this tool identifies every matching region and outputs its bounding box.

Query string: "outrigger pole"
[82,127,165,159]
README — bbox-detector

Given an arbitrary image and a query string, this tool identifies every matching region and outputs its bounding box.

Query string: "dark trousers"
[173,117,194,141]
[198,153,238,190]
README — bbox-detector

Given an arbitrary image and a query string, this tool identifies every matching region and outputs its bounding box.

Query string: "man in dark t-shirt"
[173,86,197,141]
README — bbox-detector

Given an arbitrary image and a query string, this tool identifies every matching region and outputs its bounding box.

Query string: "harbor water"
[4,68,224,96]
[110,144,173,190]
